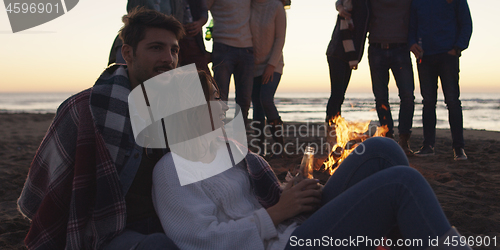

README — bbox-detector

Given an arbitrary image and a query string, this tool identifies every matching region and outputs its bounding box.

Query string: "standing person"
[367,0,415,151]
[207,0,254,126]
[178,0,211,73]
[250,0,287,157]
[18,8,182,250]
[336,0,415,155]
[409,0,472,160]
[325,0,370,147]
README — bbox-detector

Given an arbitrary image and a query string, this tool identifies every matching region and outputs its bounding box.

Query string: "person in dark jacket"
[409,0,473,160]
[178,0,211,73]
[325,0,370,146]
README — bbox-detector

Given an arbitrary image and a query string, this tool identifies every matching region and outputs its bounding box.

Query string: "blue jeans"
[368,45,415,135]
[103,217,179,250]
[417,53,464,148]
[286,137,451,249]
[326,56,352,118]
[252,72,282,121]
[212,42,254,125]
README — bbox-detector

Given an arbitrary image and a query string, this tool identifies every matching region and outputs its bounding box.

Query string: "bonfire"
[321,115,388,175]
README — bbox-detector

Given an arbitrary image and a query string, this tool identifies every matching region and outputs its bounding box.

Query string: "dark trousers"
[417,53,465,148]
[368,45,415,135]
[326,56,353,118]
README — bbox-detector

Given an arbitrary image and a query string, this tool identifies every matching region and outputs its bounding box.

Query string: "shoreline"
[0,113,499,249]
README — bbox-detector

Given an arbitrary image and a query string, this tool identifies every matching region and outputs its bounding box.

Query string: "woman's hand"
[262,64,276,84]
[266,178,322,226]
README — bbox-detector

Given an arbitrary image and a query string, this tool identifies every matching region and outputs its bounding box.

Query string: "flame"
[323,115,389,175]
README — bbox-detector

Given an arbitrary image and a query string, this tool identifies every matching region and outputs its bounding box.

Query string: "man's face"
[123,27,179,89]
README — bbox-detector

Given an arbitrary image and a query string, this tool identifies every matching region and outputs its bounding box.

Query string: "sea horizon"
[1,92,499,132]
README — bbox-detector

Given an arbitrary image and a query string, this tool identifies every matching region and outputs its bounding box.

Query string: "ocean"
[1,92,499,132]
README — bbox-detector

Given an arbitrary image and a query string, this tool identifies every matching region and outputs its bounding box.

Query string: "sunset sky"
[0,0,498,93]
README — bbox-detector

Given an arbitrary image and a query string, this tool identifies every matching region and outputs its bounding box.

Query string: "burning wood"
[322,115,388,175]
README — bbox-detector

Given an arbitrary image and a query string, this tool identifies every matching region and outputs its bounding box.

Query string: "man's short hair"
[119,7,185,53]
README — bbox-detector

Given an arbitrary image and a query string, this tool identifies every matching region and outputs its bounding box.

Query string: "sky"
[0,0,499,93]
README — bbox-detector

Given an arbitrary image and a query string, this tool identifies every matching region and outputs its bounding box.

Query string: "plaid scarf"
[340,0,359,68]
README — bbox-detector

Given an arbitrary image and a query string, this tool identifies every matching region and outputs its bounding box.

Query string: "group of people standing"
[326,0,472,160]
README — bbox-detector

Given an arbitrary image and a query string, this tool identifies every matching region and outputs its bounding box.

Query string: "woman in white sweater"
[249,0,287,157]
[152,71,470,250]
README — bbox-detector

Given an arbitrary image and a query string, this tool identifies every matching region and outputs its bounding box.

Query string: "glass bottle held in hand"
[294,146,314,184]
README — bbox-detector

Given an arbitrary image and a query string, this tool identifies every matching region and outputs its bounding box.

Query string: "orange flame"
[323,115,389,175]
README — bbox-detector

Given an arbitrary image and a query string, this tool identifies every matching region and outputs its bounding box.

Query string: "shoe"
[252,120,266,157]
[453,147,467,161]
[398,133,413,155]
[414,145,435,157]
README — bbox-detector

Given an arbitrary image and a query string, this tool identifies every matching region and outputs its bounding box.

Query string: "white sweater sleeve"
[152,154,278,250]
[267,5,287,68]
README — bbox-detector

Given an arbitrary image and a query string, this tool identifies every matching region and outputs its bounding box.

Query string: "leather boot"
[425,227,472,249]
[268,118,285,158]
[252,120,266,157]
[398,133,413,156]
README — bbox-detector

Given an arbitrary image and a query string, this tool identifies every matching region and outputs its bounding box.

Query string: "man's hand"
[447,49,458,56]
[184,19,207,37]
[337,5,352,19]
[262,64,276,84]
[266,179,322,226]
[410,43,424,59]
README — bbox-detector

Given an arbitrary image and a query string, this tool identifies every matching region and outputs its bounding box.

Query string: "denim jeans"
[417,53,464,148]
[286,137,451,249]
[252,72,282,121]
[326,56,353,118]
[212,42,254,125]
[368,45,415,135]
[103,216,179,250]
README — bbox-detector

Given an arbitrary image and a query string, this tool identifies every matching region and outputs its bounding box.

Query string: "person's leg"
[287,166,452,250]
[103,230,179,250]
[212,42,236,102]
[259,72,282,121]
[104,217,179,250]
[369,46,394,137]
[391,47,415,136]
[233,47,255,126]
[417,55,439,148]
[326,56,353,118]
[439,54,465,149]
[321,137,409,204]
[251,76,267,155]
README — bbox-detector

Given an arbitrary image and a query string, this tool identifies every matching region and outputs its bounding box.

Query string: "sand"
[1,113,499,249]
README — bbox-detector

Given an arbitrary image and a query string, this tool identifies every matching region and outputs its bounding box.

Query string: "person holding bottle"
[151,71,471,249]
[249,0,287,158]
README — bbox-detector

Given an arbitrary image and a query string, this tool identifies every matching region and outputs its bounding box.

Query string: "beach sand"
[1,113,499,249]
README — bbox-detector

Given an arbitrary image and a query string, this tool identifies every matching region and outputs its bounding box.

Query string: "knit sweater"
[250,0,286,77]
[207,0,253,48]
[152,147,299,250]
[368,0,412,44]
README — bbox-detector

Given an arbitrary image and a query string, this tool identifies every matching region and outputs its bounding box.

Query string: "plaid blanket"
[17,65,282,249]
[17,65,132,249]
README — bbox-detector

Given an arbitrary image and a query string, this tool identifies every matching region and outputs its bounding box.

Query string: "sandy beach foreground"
[1,113,499,249]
